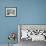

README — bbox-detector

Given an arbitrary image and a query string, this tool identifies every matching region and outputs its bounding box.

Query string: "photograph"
[6,7,16,16]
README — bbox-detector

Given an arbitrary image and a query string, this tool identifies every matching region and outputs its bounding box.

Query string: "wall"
[0,0,46,44]
[20,0,46,24]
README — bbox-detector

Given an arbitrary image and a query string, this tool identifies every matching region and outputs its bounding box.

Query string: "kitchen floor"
[19,39,46,46]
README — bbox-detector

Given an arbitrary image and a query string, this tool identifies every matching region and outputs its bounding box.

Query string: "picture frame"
[5,7,16,16]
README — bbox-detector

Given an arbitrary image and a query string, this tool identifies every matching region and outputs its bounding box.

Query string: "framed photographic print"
[6,7,16,16]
